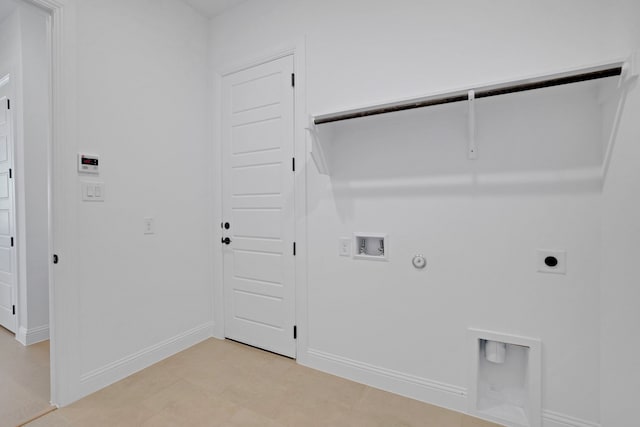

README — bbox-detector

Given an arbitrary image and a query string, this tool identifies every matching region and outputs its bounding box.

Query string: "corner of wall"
[16,324,49,346]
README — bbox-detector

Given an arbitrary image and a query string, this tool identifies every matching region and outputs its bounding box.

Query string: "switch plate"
[339,238,351,257]
[537,249,566,274]
[81,181,105,202]
[144,217,155,235]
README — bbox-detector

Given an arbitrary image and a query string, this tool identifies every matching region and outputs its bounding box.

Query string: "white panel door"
[222,55,296,358]
[0,79,16,333]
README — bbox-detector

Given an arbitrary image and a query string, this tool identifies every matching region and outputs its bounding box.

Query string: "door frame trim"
[213,38,308,361]
[22,0,72,406]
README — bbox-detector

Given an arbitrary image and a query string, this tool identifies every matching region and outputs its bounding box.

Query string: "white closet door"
[221,55,296,358]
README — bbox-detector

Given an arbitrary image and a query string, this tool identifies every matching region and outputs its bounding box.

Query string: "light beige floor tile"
[28,338,505,427]
[0,327,52,427]
[282,365,366,410]
[63,364,181,422]
[220,373,289,419]
[140,392,240,427]
[20,411,72,427]
[275,399,355,427]
[354,386,464,427]
[140,377,216,413]
[224,407,284,427]
[462,415,504,427]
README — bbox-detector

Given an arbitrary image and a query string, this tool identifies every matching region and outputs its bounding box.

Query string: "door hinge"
[9,168,12,179]
[293,242,296,256]
[7,99,10,110]
[293,325,297,339]
[291,73,295,87]
[12,305,15,315]
[10,237,14,247]
[292,157,295,172]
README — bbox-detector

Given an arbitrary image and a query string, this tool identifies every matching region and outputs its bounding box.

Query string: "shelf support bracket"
[468,90,477,160]
[620,51,639,89]
[306,116,330,175]
[602,51,639,181]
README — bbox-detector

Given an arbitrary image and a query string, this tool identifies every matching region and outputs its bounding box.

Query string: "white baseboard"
[543,411,600,427]
[78,322,214,399]
[303,348,467,413]
[16,325,49,346]
[302,348,599,427]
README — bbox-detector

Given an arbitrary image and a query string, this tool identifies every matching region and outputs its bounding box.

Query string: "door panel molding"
[0,78,17,334]
[213,39,308,363]
[221,54,296,358]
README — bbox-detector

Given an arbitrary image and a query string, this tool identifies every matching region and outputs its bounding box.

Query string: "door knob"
[221,237,231,245]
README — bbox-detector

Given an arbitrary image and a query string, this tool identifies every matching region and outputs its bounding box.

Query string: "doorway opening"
[0,0,54,423]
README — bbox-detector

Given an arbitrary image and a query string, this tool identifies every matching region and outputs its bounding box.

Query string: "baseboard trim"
[304,348,467,413]
[303,348,598,427]
[543,410,600,427]
[78,322,214,397]
[16,325,49,346]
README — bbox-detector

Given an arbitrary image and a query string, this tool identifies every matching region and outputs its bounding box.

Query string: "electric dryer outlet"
[537,249,566,274]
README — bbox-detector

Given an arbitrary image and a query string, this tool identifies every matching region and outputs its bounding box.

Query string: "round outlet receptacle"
[544,256,558,268]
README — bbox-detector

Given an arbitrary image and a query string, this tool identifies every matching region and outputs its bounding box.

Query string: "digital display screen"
[82,157,98,166]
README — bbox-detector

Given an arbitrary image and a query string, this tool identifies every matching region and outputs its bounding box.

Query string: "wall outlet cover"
[537,249,566,274]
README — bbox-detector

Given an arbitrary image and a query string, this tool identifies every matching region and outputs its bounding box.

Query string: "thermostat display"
[78,154,100,174]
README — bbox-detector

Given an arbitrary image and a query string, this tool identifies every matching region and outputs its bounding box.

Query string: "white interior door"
[222,55,296,358]
[0,78,16,333]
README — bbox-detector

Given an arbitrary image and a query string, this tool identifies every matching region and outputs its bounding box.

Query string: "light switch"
[144,217,155,235]
[339,238,351,257]
[82,181,105,202]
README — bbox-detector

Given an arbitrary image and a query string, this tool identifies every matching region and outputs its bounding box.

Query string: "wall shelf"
[306,57,638,177]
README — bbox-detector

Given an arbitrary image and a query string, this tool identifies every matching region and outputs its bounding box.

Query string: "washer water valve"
[412,255,426,269]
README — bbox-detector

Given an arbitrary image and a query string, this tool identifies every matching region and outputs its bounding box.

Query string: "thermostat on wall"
[78,153,100,174]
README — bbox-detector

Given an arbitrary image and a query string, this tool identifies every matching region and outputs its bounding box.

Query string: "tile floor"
[27,339,502,427]
[0,326,52,427]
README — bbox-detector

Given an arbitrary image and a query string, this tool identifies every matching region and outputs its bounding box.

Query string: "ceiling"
[0,0,18,23]
[182,0,247,18]
[1,0,244,22]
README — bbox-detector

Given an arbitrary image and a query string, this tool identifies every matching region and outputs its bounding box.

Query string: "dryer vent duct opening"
[485,340,507,364]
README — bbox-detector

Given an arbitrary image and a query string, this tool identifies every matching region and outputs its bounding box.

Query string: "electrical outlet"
[144,217,155,235]
[339,238,351,257]
[537,249,566,274]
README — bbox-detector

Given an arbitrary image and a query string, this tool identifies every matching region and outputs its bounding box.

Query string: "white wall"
[16,1,50,344]
[600,3,640,427]
[74,0,213,381]
[42,0,640,421]
[210,1,639,425]
[0,4,19,77]
[601,86,640,427]
[50,0,214,404]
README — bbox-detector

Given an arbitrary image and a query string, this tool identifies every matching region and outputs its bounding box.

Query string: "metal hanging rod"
[314,66,622,126]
